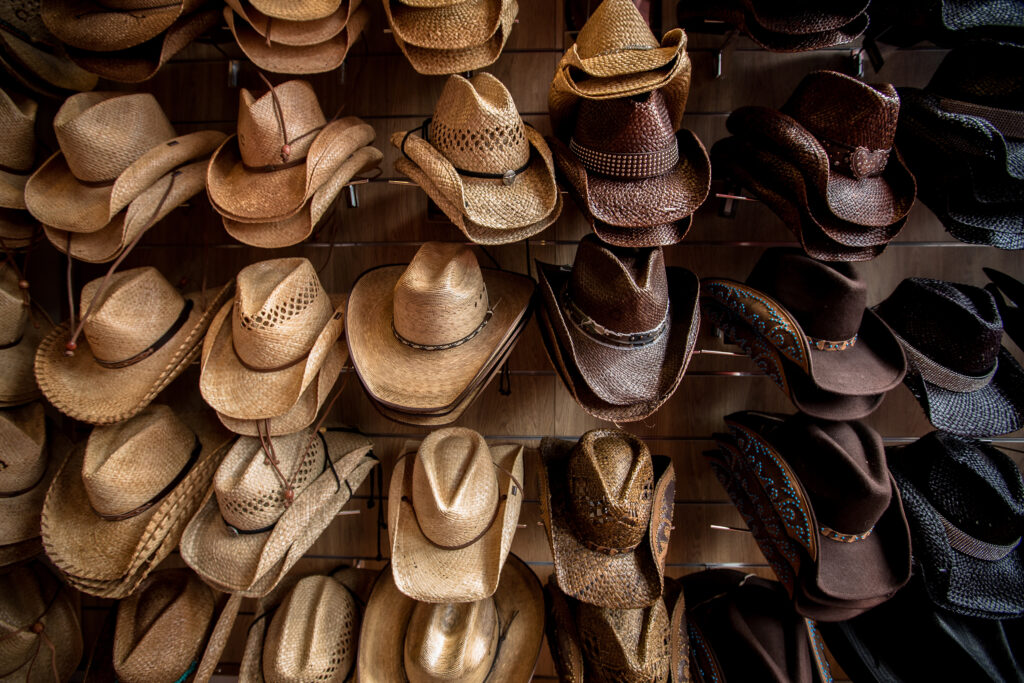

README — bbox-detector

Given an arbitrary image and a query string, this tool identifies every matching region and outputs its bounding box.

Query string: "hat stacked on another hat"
[867,0,1024,47]
[986,267,1024,349]
[382,0,518,75]
[0,1,98,98]
[208,80,381,248]
[0,263,52,408]
[712,70,917,261]
[0,88,40,251]
[25,92,226,264]
[707,411,912,621]
[224,0,369,75]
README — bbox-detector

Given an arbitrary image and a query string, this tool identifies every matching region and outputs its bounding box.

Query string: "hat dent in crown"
[237,80,326,169]
[577,598,670,682]
[572,0,661,64]
[0,88,37,174]
[404,599,498,683]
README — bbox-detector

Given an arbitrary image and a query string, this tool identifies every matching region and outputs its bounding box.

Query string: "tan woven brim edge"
[384,0,504,51]
[224,0,358,47]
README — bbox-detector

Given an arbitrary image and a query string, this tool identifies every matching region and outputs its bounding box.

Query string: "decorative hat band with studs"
[91,298,194,369]
[938,98,1024,141]
[807,333,857,352]
[569,137,679,180]
[936,510,1021,562]
[561,286,668,350]
[892,330,998,393]
[391,308,494,352]
[402,119,533,186]
[819,137,890,180]
[819,524,874,543]
[90,436,201,522]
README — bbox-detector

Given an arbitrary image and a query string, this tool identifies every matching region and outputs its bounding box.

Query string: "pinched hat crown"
[573,0,661,65]
[577,599,670,683]
[0,263,28,347]
[427,73,530,177]
[237,80,326,169]
[53,92,176,184]
[0,88,37,173]
[264,576,359,683]
[567,429,654,554]
[231,257,333,371]
[82,405,198,518]
[0,403,46,495]
[404,599,498,683]
[392,242,490,349]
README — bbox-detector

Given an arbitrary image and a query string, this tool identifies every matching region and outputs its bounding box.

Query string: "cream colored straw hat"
[224,0,357,46]
[35,266,233,425]
[0,264,51,407]
[40,0,207,51]
[0,87,37,211]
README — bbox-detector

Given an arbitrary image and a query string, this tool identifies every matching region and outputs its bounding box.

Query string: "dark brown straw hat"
[875,277,1024,437]
[536,235,700,422]
[539,429,675,610]
[591,215,693,248]
[701,248,906,421]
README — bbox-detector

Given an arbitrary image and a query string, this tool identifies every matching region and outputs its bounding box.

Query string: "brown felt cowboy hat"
[180,428,377,597]
[40,0,207,51]
[0,88,37,211]
[388,427,523,603]
[391,73,560,242]
[41,405,234,599]
[357,556,544,683]
[24,92,225,234]
[0,264,51,407]
[701,248,906,421]
[35,266,233,425]
[540,429,675,610]
[346,242,534,414]
[113,569,216,683]
[536,235,700,422]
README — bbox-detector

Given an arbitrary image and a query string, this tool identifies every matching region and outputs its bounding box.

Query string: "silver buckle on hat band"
[937,511,1021,562]
[561,288,668,349]
[569,137,679,179]
[893,331,998,393]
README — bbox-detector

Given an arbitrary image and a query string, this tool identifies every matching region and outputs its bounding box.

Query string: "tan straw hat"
[40,0,206,51]
[0,264,51,407]
[248,0,343,21]
[383,0,502,50]
[35,266,233,425]
[41,405,233,598]
[0,88,37,211]
[391,72,560,239]
[199,257,345,421]
[225,0,357,46]
[180,428,377,597]
[346,242,534,414]
[0,1,99,96]
[207,81,376,221]
[0,561,83,682]
[113,568,215,683]
[0,211,37,251]
[540,429,676,609]
[388,428,523,603]
[24,92,225,233]
[357,555,544,683]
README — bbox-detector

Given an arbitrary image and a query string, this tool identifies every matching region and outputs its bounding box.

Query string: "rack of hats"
[1,0,1023,680]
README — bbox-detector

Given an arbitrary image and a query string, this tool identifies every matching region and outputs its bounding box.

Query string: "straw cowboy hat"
[539,429,675,610]
[113,569,216,683]
[0,561,83,683]
[239,566,378,683]
[224,0,357,46]
[875,278,1024,438]
[0,2,99,97]
[24,92,225,234]
[391,73,560,242]
[249,0,345,22]
[35,266,233,425]
[199,257,346,422]
[357,555,544,683]
[40,0,207,51]
[701,248,906,421]
[536,235,700,422]
[388,427,523,603]
[180,428,377,597]
[549,0,691,139]
[41,405,233,599]
[346,242,534,414]
[207,80,376,222]
[0,88,37,212]
[0,264,51,407]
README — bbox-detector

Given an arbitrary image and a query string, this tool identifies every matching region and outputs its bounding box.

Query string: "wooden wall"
[19,1,1024,680]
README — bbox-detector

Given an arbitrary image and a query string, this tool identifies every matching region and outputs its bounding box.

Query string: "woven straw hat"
[207,81,375,220]
[357,555,544,683]
[383,0,502,50]
[0,264,51,407]
[346,242,534,413]
[40,0,205,51]
[0,1,99,95]
[391,73,560,237]
[249,0,343,21]
[0,88,37,211]
[0,211,37,251]
[41,405,233,598]
[113,569,216,683]
[225,0,356,46]
[536,236,700,422]
[388,428,524,603]
[539,429,675,609]
[180,428,376,597]
[986,267,1024,349]
[35,266,233,425]
[200,258,345,421]
[0,561,83,682]
[24,92,224,234]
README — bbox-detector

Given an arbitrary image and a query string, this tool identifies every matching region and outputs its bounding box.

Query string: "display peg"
[227,59,240,88]
[710,524,751,534]
[849,47,867,80]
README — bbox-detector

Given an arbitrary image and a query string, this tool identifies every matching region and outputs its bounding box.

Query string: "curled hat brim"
[0,169,29,210]
[384,0,502,50]
[389,0,516,75]
[249,0,342,21]
[591,215,693,248]
[744,0,869,34]
[0,210,37,250]
[0,27,99,94]
[225,0,356,46]
[0,427,69,552]
[0,311,49,405]
[40,0,194,51]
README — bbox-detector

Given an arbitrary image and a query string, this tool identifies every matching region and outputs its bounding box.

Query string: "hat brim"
[41,0,188,51]
[746,0,869,33]
[0,169,29,210]
[0,427,69,549]
[356,555,544,683]
[0,312,48,405]
[0,28,99,94]
[35,284,233,425]
[385,0,502,50]
[563,29,685,79]
[0,209,37,249]
[346,263,533,412]
[390,0,516,75]
[249,0,343,21]
[225,0,356,46]
[591,215,692,248]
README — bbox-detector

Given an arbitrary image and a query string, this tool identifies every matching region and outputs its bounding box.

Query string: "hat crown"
[428,73,529,176]
[568,236,669,336]
[928,42,1024,110]
[568,429,653,552]
[412,427,499,548]
[232,257,333,370]
[404,599,498,683]
[876,278,1003,375]
[80,266,190,361]
[577,599,669,682]
[264,576,358,683]
[782,71,899,156]
[392,242,489,348]
[82,405,196,517]
[0,88,36,172]
[215,428,325,531]
[0,263,28,348]
[747,248,866,342]
[574,0,660,62]
[54,92,176,183]
[237,80,327,168]
[0,403,46,495]
[573,91,675,156]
